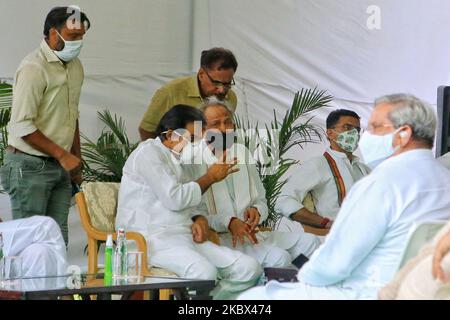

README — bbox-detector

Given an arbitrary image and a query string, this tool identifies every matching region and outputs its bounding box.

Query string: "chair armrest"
[75,191,150,276]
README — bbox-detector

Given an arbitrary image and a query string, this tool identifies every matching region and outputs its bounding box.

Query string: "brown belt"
[6,145,57,162]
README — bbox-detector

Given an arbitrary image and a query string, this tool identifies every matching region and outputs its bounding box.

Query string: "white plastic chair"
[397,220,447,269]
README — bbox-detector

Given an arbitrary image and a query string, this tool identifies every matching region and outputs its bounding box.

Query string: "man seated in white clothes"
[181,99,321,270]
[116,105,262,300]
[0,215,67,277]
[276,109,370,231]
[239,93,450,300]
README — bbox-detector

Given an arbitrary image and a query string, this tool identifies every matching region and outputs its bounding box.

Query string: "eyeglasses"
[204,71,235,90]
[365,123,394,133]
[334,124,362,133]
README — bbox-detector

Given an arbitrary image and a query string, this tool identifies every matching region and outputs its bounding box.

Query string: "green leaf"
[81,110,138,182]
[236,88,333,227]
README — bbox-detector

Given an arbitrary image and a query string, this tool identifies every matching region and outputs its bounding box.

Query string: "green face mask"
[334,128,360,153]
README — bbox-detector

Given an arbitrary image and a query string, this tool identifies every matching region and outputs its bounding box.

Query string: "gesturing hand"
[191,216,209,243]
[58,151,81,172]
[244,207,260,231]
[228,218,258,248]
[207,151,239,183]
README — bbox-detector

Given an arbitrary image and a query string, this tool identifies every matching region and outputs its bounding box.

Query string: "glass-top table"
[0,274,215,300]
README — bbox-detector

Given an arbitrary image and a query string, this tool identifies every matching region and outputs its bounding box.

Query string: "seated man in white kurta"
[182,100,321,268]
[115,105,262,300]
[276,109,370,231]
[239,94,450,300]
[0,215,67,277]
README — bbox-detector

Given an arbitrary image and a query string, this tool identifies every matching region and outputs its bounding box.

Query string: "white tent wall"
[1,0,450,269]
[0,0,198,269]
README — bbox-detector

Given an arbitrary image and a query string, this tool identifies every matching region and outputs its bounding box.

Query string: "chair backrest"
[398,220,447,269]
[81,182,121,233]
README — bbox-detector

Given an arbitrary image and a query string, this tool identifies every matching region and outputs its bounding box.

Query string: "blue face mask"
[53,31,83,62]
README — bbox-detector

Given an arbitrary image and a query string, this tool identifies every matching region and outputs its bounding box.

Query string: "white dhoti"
[0,215,67,277]
[191,144,322,268]
[218,233,293,268]
[148,232,263,300]
[270,216,323,258]
[211,219,322,268]
[238,280,357,300]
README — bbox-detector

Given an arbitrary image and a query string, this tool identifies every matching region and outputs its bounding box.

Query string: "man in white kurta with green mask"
[181,99,321,269]
[276,109,370,232]
[239,93,450,300]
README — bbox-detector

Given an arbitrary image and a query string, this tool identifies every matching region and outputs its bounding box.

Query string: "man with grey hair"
[239,93,450,300]
[182,98,321,270]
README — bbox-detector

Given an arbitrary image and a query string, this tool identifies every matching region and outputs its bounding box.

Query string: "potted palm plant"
[0,82,12,167]
[236,88,333,227]
[81,110,139,182]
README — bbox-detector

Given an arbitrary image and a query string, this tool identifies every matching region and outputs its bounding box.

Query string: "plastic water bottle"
[113,228,127,279]
[104,234,113,285]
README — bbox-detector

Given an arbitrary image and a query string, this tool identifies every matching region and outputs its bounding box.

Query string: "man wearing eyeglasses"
[276,109,370,231]
[139,47,238,141]
[240,94,450,300]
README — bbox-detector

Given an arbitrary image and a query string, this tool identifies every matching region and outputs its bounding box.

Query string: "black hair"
[326,109,360,129]
[44,6,91,37]
[200,47,238,71]
[156,105,205,141]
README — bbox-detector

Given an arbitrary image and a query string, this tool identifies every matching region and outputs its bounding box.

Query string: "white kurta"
[0,215,67,277]
[276,148,370,219]
[183,141,321,266]
[116,138,203,254]
[115,138,262,299]
[239,149,450,300]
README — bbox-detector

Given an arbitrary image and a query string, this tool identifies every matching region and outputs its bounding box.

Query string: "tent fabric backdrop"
[1,0,449,268]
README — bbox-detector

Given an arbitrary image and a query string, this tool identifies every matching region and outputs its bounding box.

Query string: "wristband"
[320,217,331,228]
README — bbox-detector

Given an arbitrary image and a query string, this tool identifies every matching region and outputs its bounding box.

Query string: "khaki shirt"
[8,40,84,157]
[140,75,237,133]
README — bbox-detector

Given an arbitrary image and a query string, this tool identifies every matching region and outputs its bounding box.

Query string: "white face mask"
[53,30,83,62]
[165,130,203,161]
[358,129,400,169]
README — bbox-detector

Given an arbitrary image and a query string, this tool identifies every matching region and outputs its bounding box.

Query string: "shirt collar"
[187,75,202,98]
[326,147,361,163]
[378,148,433,169]
[186,74,231,100]
[40,39,62,63]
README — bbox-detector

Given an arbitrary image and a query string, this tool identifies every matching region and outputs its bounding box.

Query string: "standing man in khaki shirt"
[139,47,238,140]
[0,7,91,244]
